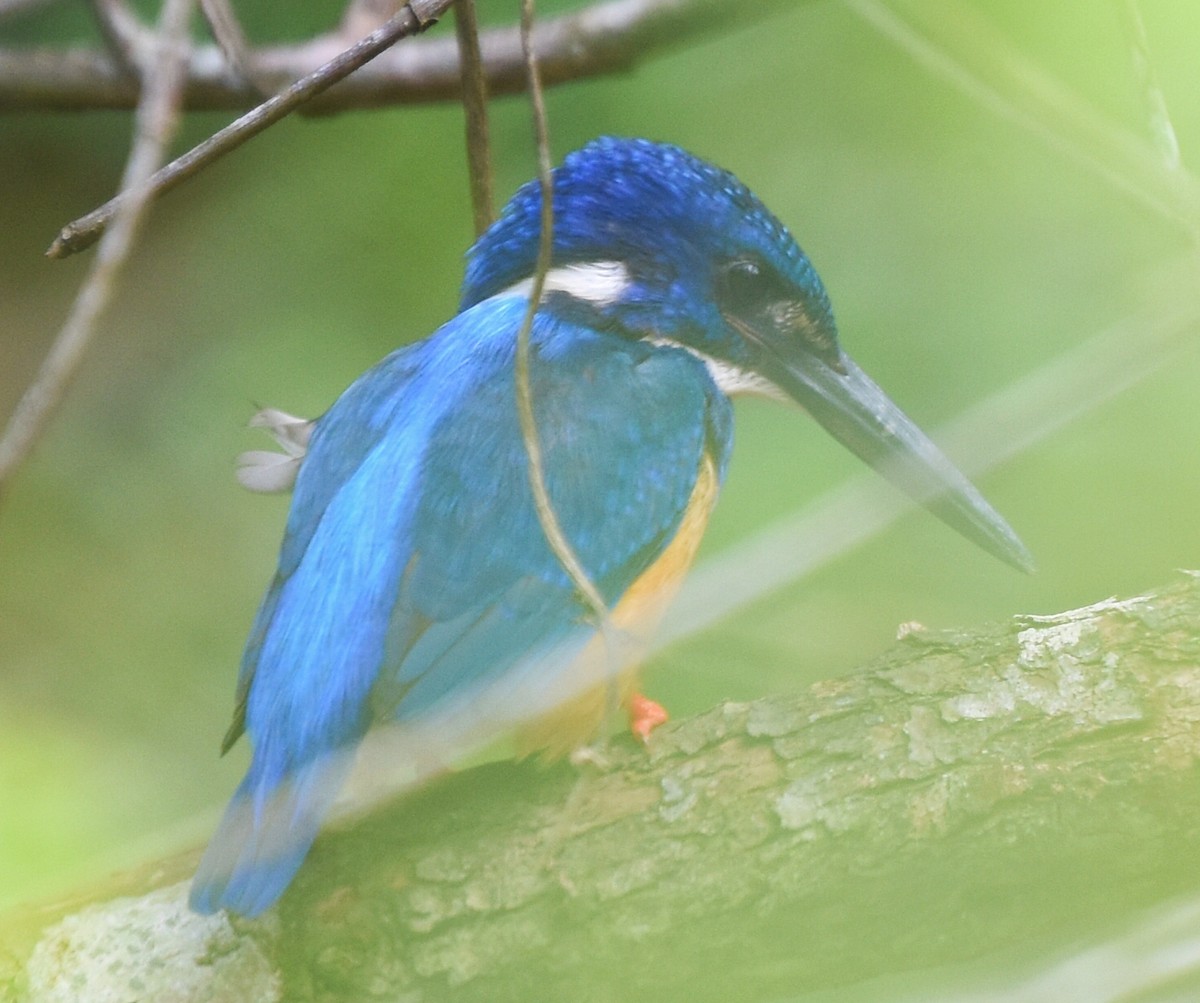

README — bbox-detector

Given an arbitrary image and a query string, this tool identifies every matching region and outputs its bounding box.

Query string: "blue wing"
[191,294,732,915]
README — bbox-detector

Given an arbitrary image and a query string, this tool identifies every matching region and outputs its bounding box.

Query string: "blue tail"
[190,752,350,917]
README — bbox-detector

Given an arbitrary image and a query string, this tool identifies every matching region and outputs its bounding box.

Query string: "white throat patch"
[646,338,785,400]
[698,356,785,399]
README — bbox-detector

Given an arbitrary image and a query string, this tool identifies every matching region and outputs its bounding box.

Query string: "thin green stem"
[514,0,608,626]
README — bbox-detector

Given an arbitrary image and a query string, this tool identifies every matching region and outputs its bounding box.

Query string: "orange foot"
[628,692,669,743]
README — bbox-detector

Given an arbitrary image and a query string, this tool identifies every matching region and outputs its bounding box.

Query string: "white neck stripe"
[501,260,631,308]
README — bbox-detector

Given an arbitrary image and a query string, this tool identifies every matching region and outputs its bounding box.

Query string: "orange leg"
[628,692,669,743]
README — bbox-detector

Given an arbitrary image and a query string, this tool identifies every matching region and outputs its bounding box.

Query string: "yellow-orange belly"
[518,452,720,757]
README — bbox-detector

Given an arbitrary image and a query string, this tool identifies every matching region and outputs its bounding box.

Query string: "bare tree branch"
[84,0,143,78]
[0,0,799,113]
[341,0,405,38]
[45,0,452,259]
[0,0,195,502]
[454,0,494,237]
[197,0,270,97]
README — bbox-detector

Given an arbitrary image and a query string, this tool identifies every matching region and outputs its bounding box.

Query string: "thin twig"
[340,0,404,39]
[85,0,144,78]
[46,0,453,259]
[1,0,799,113]
[0,0,195,502]
[514,0,608,625]
[198,0,270,96]
[454,0,494,236]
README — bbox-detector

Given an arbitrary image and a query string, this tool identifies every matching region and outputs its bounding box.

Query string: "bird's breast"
[518,451,720,757]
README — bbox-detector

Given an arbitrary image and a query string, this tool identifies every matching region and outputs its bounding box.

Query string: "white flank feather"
[236,407,313,494]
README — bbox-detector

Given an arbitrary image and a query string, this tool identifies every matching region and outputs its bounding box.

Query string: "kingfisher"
[190,136,1031,917]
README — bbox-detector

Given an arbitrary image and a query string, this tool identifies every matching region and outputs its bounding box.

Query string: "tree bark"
[6,573,1200,1002]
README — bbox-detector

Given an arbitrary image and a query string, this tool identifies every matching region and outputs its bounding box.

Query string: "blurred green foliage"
[2,0,1199,969]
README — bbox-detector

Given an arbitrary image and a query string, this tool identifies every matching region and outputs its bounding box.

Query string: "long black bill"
[773,349,1034,574]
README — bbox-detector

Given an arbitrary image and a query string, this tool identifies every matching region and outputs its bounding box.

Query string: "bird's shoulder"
[275,296,534,575]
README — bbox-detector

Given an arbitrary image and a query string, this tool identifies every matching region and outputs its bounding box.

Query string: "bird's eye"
[717,255,845,372]
[718,257,774,307]
[716,256,796,325]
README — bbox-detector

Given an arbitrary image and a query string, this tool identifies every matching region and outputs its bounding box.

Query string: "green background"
[2,0,1199,985]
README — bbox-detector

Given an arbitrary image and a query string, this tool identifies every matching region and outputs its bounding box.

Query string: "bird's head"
[462,137,1032,572]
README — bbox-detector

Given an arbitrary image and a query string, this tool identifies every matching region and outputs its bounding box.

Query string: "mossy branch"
[6,574,1200,1001]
